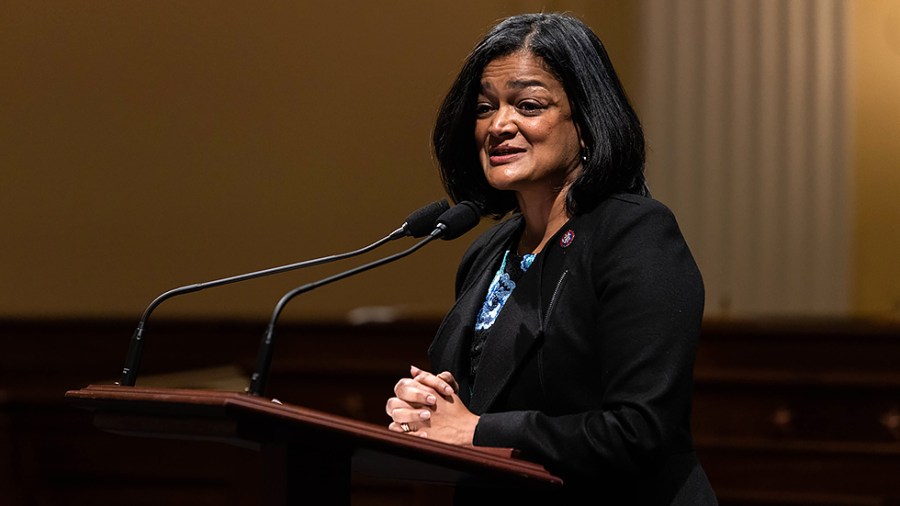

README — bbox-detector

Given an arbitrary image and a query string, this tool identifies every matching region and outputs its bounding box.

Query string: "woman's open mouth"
[488,145,526,165]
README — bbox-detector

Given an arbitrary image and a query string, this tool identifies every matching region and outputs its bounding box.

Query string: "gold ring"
[400,423,411,432]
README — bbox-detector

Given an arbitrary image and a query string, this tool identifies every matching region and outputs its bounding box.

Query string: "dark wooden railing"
[1,317,898,505]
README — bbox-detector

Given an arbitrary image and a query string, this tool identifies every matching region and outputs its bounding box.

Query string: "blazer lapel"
[427,266,493,403]
[428,214,574,413]
[428,218,521,405]
[467,215,578,414]
[468,252,544,414]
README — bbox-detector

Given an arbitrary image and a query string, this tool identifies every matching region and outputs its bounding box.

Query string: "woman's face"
[474,51,583,200]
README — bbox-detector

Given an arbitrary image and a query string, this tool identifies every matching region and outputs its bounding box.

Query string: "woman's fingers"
[386,400,433,438]
[385,399,433,422]
[410,365,457,395]
[384,396,410,415]
[392,377,438,406]
[388,421,429,437]
[437,371,460,392]
[386,366,459,437]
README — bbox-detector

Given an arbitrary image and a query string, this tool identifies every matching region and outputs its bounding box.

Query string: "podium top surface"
[66,384,563,487]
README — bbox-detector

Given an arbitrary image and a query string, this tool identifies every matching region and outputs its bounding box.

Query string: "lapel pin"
[560,229,575,248]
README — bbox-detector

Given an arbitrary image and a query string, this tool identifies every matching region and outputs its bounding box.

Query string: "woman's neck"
[515,188,570,255]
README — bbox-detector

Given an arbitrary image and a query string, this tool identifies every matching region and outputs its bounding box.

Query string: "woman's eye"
[518,101,544,114]
[475,103,494,116]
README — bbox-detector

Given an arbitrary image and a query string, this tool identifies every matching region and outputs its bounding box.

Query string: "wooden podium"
[65,384,562,504]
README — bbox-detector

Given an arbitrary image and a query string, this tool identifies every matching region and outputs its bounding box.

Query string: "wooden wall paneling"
[2,317,900,505]
[694,319,900,504]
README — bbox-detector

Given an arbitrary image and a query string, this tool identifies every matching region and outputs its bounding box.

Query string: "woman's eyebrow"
[479,78,549,92]
[506,78,548,89]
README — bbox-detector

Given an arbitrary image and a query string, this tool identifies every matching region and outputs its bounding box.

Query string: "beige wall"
[0,1,637,321]
[4,1,896,323]
[851,0,900,318]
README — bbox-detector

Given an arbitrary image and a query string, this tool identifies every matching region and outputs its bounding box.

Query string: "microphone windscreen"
[436,201,482,240]
[404,199,451,238]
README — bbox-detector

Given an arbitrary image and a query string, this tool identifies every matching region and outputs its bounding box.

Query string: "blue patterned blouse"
[469,249,535,379]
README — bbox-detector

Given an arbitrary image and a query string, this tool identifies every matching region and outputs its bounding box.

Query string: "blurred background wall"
[5,0,894,324]
[0,0,639,323]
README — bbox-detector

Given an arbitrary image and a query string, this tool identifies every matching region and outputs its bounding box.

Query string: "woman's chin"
[485,179,521,193]
[484,167,527,190]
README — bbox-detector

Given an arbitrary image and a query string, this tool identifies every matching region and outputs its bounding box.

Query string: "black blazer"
[429,194,717,504]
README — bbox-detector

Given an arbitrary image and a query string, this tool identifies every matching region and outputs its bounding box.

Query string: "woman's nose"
[488,105,516,138]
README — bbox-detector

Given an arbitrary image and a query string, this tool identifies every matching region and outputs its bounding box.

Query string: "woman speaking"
[385,13,717,504]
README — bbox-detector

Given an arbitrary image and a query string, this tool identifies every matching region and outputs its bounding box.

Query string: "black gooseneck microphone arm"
[247,235,436,396]
[118,199,450,387]
[119,236,393,387]
[247,201,481,397]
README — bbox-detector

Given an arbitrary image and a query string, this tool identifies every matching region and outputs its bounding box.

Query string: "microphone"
[389,199,453,239]
[247,201,482,396]
[431,200,481,240]
[118,199,450,387]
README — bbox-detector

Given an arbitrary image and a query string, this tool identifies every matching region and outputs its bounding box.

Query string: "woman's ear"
[574,122,587,150]
[575,123,588,162]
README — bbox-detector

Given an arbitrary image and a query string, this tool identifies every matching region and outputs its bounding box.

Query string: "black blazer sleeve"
[471,196,704,481]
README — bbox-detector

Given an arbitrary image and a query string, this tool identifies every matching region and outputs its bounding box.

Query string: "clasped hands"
[385,365,479,445]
